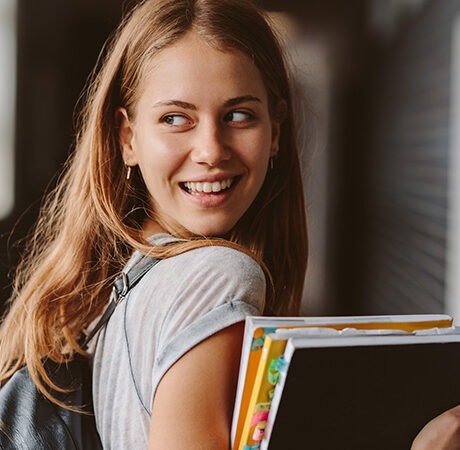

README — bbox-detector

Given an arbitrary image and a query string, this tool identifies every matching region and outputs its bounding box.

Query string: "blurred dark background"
[1,0,459,320]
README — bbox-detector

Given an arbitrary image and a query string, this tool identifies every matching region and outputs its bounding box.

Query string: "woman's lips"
[179,176,241,207]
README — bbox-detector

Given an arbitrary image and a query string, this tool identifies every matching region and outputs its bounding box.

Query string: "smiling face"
[118,32,280,237]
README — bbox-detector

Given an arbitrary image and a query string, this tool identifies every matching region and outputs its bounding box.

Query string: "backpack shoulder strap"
[82,256,160,348]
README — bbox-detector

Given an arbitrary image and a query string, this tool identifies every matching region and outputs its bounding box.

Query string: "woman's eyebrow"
[224,95,262,107]
[152,95,262,110]
[153,100,197,110]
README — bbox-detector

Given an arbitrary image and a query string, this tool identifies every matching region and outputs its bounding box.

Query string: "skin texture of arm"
[411,405,460,450]
[148,321,244,449]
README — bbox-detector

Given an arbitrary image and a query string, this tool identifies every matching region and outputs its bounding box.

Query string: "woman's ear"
[116,107,137,165]
[270,100,287,157]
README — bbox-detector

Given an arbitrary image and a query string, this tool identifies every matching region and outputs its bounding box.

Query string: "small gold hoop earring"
[126,165,132,180]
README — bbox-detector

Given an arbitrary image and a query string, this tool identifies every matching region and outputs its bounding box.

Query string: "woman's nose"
[190,120,230,167]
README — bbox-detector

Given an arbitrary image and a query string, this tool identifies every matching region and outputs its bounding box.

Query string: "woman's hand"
[411,405,460,449]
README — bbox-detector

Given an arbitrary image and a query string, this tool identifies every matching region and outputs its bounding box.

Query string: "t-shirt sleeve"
[150,245,266,402]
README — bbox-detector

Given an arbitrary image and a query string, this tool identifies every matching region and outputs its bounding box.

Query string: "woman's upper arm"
[148,321,245,450]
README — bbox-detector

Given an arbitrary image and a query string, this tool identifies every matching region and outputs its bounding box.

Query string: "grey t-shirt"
[91,234,266,449]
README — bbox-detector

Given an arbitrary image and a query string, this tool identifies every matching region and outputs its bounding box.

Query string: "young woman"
[0,0,458,448]
[0,0,306,448]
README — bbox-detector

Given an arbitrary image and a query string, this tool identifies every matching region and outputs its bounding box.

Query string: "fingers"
[412,405,460,450]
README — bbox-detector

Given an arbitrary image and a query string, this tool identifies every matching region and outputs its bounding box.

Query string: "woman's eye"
[161,114,191,127]
[225,111,253,123]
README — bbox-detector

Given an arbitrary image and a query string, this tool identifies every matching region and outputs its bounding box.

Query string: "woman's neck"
[142,219,165,238]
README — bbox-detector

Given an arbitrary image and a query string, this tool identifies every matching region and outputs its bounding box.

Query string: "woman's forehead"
[136,32,269,106]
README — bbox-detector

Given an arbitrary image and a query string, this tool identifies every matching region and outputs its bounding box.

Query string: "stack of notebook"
[231,314,460,450]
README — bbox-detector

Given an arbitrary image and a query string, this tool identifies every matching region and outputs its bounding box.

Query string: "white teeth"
[185,178,234,194]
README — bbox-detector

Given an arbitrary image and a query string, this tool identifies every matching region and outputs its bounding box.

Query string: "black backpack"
[0,256,159,450]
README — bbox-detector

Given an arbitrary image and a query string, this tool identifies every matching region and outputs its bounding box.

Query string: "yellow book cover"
[237,335,287,450]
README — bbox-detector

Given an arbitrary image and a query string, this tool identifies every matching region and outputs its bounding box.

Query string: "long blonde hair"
[0,0,307,402]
